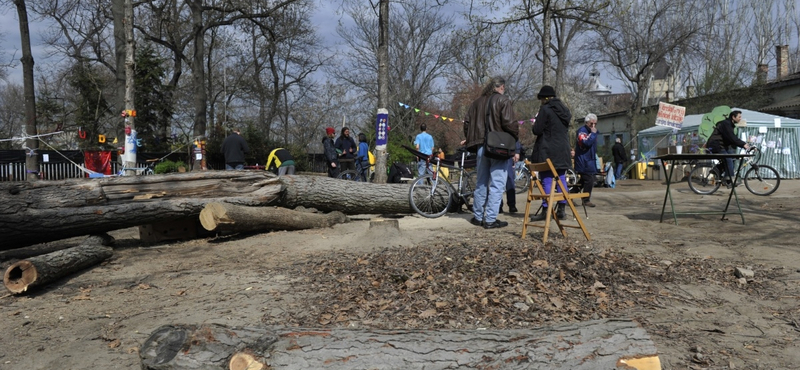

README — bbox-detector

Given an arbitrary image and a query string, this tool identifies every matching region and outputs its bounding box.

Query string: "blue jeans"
[226,163,244,170]
[709,145,736,179]
[473,147,509,223]
[539,170,567,208]
[417,159,429,177]
[615,162,624,179]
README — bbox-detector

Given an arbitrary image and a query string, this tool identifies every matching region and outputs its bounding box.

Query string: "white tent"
[638,108,800,178]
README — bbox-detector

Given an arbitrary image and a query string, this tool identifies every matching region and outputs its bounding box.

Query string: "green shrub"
[154,160,188,174]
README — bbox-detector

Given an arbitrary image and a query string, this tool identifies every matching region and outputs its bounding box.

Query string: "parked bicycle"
[516,162,579,194]
[514,161,531,194]
[337,160,371,182]
[405,146,477,218]
[117,158,161,176]
[687,146,780,196]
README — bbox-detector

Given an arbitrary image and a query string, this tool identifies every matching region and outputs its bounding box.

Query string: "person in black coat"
[221,128,249,170]
[612,138,626,179]
[530,85,572,221]
[707,110,750,184]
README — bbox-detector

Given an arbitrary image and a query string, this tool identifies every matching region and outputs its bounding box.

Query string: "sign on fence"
[655,102,686,129]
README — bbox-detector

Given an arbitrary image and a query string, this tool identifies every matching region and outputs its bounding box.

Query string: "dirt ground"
[2,178,800,369]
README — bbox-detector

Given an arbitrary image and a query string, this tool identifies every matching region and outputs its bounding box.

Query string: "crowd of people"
[220,78,750,231]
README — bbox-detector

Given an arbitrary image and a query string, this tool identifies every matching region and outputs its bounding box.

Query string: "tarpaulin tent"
[638,108,800,178]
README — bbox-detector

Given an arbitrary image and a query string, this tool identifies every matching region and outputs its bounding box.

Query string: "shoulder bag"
[483,94,517,160]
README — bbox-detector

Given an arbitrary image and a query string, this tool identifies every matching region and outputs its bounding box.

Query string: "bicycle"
[514,161,531,194]
[518,163,579,194]
[337,160,371,182]
[687,146,780,196]
[117,158,161,176]
[405,145,477,218]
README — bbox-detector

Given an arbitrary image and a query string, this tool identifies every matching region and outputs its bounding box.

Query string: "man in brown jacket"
[462,77,519,229]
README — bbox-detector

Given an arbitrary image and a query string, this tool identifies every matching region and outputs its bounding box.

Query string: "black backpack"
[388,163,413,183]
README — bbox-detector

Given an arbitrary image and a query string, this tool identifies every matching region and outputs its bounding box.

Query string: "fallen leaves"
[267,231,785,333]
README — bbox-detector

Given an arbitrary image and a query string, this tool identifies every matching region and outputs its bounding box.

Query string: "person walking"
[322,127,340,178]
[707,110,750,186]
[612,138,626,179]
[529,85,572,221]
[462,76,519,229]
[414,123,435,176]
[221,128,249,170]
[335,127,357,172]
[574,113,599,207]
[265,148,295,176]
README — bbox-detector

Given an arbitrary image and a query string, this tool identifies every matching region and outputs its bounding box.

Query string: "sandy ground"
[1,178,800,369]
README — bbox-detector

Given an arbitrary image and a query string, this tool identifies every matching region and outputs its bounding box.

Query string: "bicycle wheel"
[514,165,530,194]
[744,165,780,196]
[687,164,722,195]
[455,170,477,212]
[337,170,360,181]
[409,174,452,218]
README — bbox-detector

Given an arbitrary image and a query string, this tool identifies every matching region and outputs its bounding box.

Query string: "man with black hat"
[462,76,519,229]
[529,85,572,220]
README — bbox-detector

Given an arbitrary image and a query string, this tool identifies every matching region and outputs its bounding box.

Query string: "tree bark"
[0,173,414,250]
[3,234,114,294]
[199,202,348,232]
[13,0,39,183]
[140,319,661,370]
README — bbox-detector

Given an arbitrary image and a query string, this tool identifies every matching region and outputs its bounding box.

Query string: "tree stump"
[199,202,348,232]
[3,235,114,294]
[140,319,661,370]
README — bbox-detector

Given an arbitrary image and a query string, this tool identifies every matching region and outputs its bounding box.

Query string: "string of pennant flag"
[398,102,536,125]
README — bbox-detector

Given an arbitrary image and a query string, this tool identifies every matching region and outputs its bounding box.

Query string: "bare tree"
[12,0,39,181]
[334,0,458,150]
[588,0,708,151]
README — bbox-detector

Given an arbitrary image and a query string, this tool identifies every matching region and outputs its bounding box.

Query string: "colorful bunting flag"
[396,101,537,125]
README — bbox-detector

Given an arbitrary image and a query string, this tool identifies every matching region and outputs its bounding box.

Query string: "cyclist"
[706,110,750,186]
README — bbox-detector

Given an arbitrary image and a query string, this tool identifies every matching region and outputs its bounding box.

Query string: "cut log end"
[199,202,232,231]
[229,353,265,370]
[617,355,662,370]
[3,260,36,294]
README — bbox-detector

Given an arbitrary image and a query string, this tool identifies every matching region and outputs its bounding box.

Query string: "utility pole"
[373,0,390,183]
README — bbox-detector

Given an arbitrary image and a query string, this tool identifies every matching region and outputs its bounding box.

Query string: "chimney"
[756,64,769,84]
[776,45,789,80]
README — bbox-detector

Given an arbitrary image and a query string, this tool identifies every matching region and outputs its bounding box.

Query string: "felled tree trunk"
[199,202,348,232]
[3,234,114,294]
[276,175,413,214]
[0,172,414,250]
[140,319,661,370]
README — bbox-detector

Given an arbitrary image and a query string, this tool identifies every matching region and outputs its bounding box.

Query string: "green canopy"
[698,105,731,141]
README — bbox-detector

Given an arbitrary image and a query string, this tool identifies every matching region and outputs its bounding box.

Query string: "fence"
[0,151,333,182]
[0,161,165,181]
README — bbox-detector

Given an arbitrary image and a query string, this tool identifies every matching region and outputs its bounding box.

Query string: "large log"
[0,172,417,250]
[199,202,348,232]
[3,234,114,294]
[139,319,661,370]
